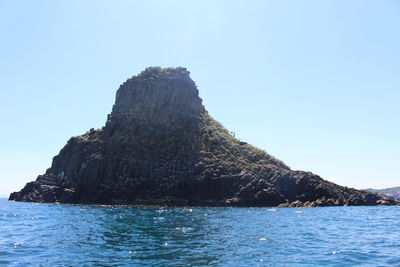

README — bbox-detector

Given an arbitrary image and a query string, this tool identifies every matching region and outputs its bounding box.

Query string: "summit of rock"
[110,67,204,123]
[131,66,193,81]
[9,67,399,207]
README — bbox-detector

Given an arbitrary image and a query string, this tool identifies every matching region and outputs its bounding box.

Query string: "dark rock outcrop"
[9,67,398,207]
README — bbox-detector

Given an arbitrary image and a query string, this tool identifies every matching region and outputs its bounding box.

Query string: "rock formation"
[9,67,398,207]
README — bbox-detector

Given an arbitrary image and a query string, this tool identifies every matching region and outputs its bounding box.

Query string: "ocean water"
[1,199,399,266]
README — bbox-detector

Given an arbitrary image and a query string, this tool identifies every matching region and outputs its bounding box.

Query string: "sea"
[1,198,399,266]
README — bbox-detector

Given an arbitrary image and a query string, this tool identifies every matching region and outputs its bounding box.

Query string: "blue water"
[1,199,399,266]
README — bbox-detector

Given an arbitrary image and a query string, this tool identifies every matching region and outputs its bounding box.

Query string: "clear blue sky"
[1,0,399,197]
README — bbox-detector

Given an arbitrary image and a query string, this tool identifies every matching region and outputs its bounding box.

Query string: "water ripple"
[1,199,400,266]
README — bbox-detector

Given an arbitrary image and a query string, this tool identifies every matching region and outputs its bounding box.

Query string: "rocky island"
[9,67,398,207]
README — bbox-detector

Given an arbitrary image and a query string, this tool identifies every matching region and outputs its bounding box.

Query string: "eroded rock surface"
[9,67,398,207]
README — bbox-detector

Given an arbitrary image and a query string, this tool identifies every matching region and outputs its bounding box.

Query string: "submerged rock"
[9,67,398,207]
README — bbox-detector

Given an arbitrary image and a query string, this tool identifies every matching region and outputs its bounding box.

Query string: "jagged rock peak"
[110,66,204,121]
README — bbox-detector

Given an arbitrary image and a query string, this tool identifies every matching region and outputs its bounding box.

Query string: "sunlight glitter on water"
[1,199,400,266]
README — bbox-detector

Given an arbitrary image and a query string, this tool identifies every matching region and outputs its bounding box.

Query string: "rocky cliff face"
[9,67,398,207]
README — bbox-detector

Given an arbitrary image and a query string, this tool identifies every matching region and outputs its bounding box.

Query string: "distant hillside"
[365,187,400,199]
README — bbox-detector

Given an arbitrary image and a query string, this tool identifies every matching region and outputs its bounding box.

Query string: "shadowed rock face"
[9,67,398,207]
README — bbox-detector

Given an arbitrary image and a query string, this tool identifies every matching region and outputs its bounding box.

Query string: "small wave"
[176,227,192,233]
[156,209,165,214]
